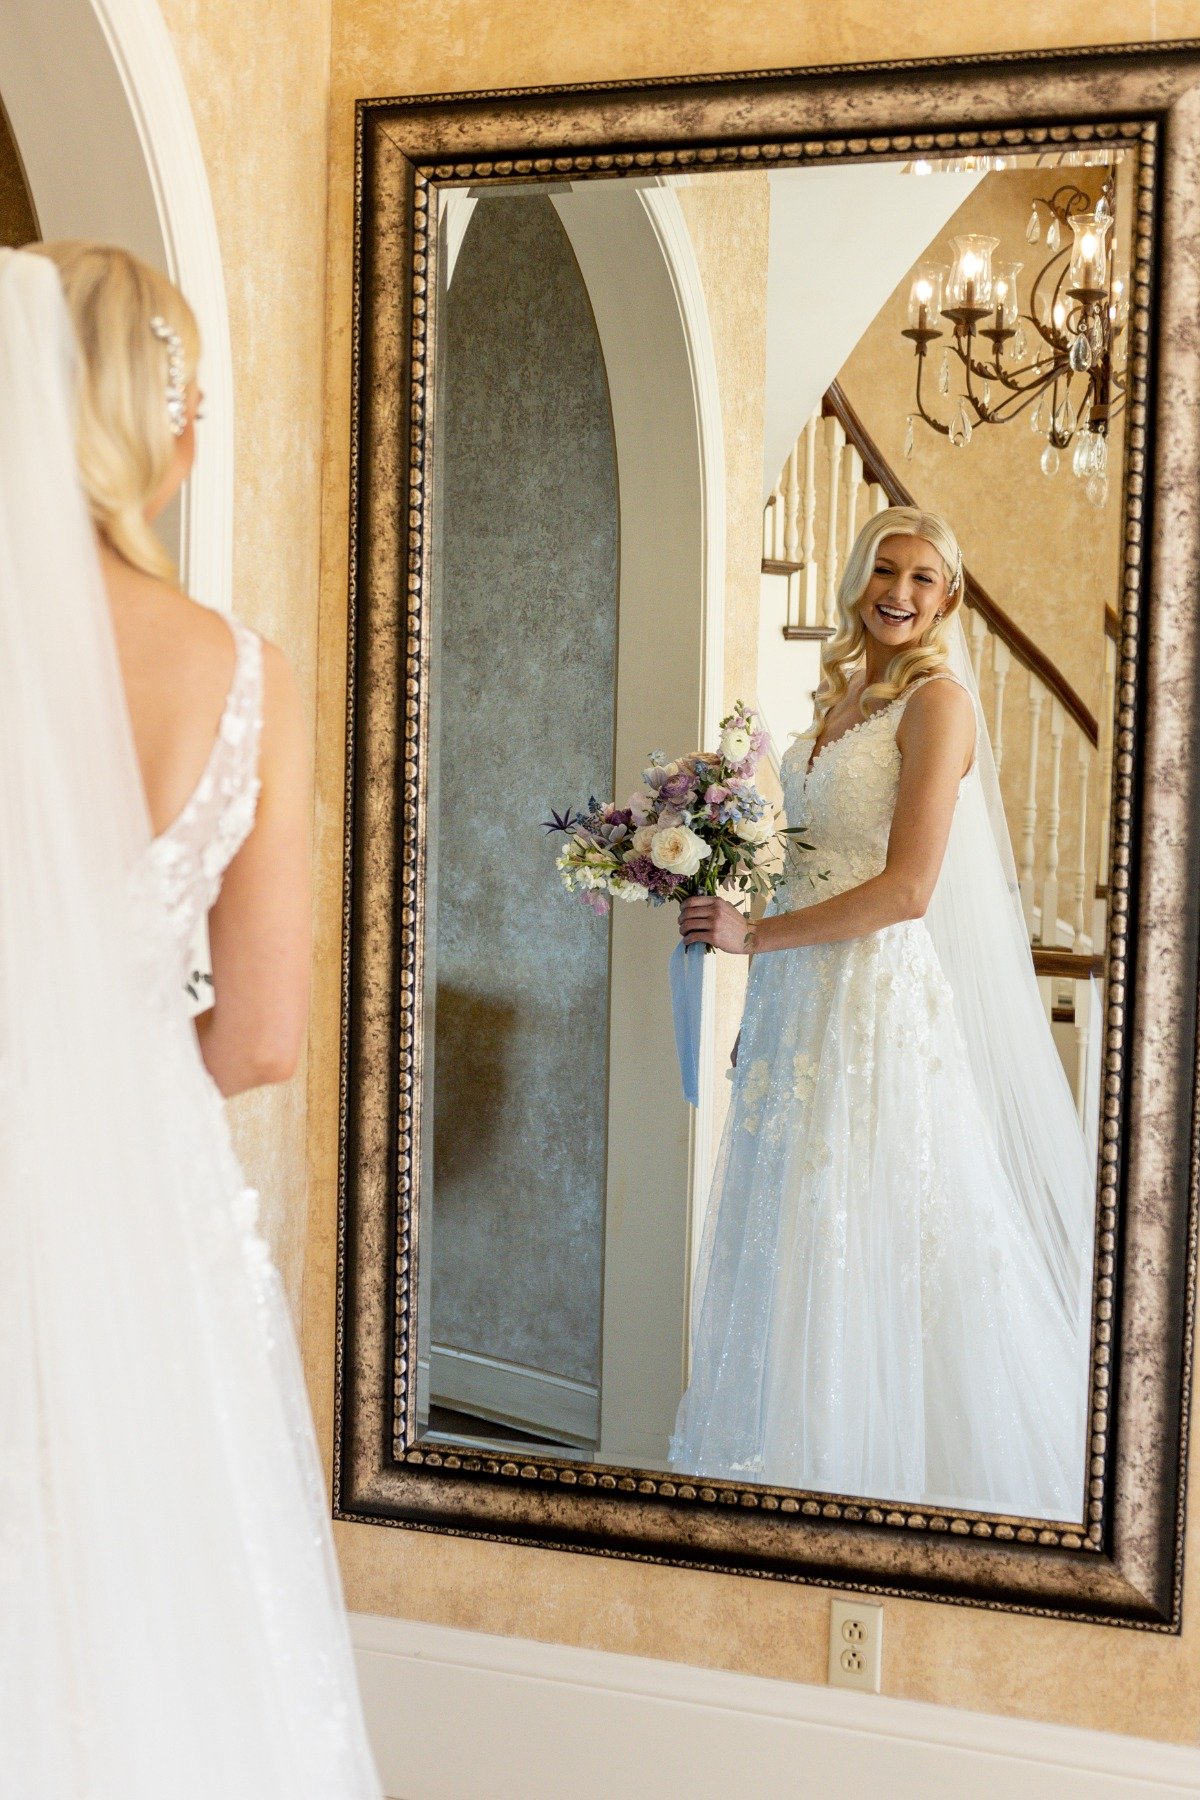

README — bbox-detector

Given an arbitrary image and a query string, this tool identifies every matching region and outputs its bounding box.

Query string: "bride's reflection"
[673,506,1092,1519]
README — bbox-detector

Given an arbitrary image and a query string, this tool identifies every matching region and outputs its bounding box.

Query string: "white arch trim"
[2,0,234,612]
[637,184,726,1282]
[91,0,234,612]
[552,182,727,1457]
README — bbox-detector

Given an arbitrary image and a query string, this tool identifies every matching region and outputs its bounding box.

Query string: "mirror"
[416,148,1133,1522]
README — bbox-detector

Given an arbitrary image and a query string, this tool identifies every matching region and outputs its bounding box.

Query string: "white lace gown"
[669,677,1089,1519]
[78,620,381,1796]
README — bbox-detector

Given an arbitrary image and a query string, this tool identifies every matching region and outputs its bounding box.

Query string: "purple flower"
[661,772,695,806]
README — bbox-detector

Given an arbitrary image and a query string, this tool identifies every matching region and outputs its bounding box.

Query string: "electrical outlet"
[828,1597,883,1693]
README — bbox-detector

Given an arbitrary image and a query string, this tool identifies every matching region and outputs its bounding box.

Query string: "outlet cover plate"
[828,1596,883,1693]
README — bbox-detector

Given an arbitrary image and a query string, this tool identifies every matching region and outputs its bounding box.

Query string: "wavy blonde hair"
[811,505,965,734]
[25,241,200,580]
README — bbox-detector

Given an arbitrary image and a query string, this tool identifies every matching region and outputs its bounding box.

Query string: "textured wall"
[308,0,1200,1745]
[838,162,1122,720]
[671,174,775,1157]
[428,195,617,1390]
[159,0,333,1306]
[0,100,37,246]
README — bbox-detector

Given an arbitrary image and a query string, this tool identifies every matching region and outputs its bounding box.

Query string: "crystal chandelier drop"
[899,168,1127,506]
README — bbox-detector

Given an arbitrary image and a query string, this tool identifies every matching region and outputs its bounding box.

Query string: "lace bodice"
[773,674,963,906]
[130,619,264,980]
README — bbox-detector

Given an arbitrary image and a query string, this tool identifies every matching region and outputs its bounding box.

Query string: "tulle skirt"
[0,1021,381,1800]
[669,919,1090,1519]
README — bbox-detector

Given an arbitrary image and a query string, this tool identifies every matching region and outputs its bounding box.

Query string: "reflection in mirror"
[418,147,1132,1520]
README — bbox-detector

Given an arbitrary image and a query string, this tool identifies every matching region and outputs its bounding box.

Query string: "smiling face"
[859,533,950,650]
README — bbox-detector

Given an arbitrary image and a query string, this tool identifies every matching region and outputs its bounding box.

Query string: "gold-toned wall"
[304,0,1200,1745]
[673,173,773,1152]
[160,0,333,1303]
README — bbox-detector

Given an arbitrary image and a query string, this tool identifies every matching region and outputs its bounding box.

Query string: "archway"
[1,0,232,608]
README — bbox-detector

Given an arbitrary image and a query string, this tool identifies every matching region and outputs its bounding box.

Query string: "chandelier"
[898,167,1127,507]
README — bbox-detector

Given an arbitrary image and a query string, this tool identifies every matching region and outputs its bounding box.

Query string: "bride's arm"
[681,680,975,955]
[195,642,312,1095]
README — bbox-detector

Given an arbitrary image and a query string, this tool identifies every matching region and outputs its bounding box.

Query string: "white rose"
[650,824,711,878]
[720,725,752,764]
[734,809,774,845]
[631,825,658,857]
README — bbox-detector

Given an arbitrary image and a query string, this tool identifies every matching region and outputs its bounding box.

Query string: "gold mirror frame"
[334,41,1200,1629]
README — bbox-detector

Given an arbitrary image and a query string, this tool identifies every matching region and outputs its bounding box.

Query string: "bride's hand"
[679,894,754,954]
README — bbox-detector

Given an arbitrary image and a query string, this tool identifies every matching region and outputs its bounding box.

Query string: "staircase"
[760,383,1114,1127]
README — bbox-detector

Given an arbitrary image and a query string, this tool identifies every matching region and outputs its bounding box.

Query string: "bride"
[671,506,1094,1520]
[0,245,380,1793]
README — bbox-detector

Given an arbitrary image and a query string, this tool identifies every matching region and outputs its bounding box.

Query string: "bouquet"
[542,702,815,1105]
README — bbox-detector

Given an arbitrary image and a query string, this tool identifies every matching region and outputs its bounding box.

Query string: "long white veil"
[0,250,378,1795]
[929,613,1096,1342]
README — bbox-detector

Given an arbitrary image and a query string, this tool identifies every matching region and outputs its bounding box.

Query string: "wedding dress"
[670,669,1094,1519]
[0,251,381,1795]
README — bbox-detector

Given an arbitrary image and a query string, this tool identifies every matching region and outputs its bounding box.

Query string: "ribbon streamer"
[668,937,706,1108]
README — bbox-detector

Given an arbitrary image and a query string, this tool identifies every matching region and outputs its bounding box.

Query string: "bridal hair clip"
[149,314,187,438]
[949,546,965,595]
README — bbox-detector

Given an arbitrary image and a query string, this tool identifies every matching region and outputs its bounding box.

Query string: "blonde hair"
[26,241,200,580]
[812,505,965,732]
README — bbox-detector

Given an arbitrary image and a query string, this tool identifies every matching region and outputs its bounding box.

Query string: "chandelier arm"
[913,348,951,437]
[980,374,1059,427]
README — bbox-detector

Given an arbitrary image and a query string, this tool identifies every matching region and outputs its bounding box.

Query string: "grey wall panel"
[429,194,618,1398]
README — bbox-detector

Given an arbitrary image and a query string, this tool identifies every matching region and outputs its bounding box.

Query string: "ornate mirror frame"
[335,42,1200,1629]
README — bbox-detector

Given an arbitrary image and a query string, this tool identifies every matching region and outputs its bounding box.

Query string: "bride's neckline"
[802,681,898,780]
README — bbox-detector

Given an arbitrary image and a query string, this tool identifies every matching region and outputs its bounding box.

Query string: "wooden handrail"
[1031,947,1105,980]
[822,382,1099,749]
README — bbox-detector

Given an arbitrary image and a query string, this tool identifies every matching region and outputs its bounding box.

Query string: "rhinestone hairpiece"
[149,314,187,438]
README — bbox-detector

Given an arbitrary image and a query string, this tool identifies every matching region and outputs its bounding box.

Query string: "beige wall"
[839,161,1122,722]
[157,0,1200,1747]
[673,174,774,1152]
[160,0,333,1302]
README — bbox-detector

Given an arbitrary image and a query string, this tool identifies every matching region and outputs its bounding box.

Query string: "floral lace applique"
[131,621,264,993]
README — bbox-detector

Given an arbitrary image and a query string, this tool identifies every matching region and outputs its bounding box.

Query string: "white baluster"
[1073,735,1091,951]
[968,607,988,685]
[801,412,819,629]
[842,444,863,574]
[762,495,775,562]
[823,414,846,629]
[1041,697,1065,948]
[869,482,889,516]
[1020,673,1046,939]
[1094,633,1117,947]
[1072,973,1092,1123]
[991,638,1011,776]
[784,444,801,564]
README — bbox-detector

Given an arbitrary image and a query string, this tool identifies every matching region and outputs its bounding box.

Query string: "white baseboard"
[427,1342,599,1447]
[350,1611,1200,1800]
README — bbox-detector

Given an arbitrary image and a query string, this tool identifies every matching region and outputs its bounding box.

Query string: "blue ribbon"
[668,938,706,1108]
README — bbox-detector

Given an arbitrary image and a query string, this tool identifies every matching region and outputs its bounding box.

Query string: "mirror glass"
[416,147,1134,1520]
